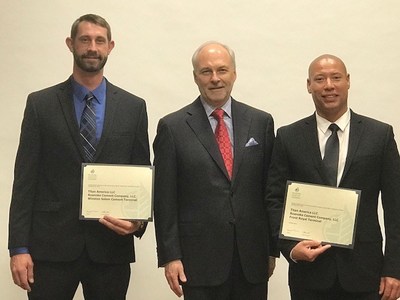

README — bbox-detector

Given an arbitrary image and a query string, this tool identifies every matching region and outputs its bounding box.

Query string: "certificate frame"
[279,181,361,249]
[80,163,154,221]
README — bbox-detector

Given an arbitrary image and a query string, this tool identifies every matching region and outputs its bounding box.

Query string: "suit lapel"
[94,81,118,160]
[57,78,86,161]
[301,115,330,184]
[340,111,364,185]
[57,78,119,162]
[231,99,251,182]
[186,98,229,179]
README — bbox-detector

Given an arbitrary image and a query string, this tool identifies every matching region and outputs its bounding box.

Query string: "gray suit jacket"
[153,97,275,286]
[9,78,150,264]
[266,111,400,292]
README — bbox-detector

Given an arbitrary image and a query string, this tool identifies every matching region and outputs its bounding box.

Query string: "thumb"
[379,277,385,295]
[28,263,34,284]
[178,269,187,283]
[302,240,322,247]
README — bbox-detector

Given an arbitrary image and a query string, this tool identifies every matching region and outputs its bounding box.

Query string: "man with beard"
[8,14,150,300]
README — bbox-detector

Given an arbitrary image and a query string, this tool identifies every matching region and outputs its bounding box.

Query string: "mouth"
[209,86,224,91]
[323,94,337,100]
[83,55,100,60]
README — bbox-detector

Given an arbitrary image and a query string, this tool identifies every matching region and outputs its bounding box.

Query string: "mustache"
[82,52,101,59]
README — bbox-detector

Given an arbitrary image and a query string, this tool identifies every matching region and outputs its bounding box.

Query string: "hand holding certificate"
[80,164,154,221]
[280,181,360,248]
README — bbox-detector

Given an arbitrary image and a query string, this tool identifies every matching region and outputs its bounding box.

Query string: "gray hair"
[192,41,236,70]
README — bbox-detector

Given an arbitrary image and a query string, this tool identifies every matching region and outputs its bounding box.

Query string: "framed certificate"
[280,181,361,249]
[80,164,154,221]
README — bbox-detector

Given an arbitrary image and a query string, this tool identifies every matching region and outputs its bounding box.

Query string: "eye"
[79,37,90,43]
[96,38,107,44]
[314,77,325,83]
[200,69,212,76]
[332,75,342,81]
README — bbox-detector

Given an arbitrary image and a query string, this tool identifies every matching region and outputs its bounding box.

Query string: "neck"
[318,107,348,123]
[72,67,104,90]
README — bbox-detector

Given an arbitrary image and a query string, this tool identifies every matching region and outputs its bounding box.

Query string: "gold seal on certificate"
[280,181,360,248]
[80,164,154,221]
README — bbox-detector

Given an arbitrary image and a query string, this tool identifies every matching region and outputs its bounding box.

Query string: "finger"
[11,262,31,291]
[167,274,183,297]
[381,284,392,300]
[179,268,187,283]
[310,244,331,258]
[379,277,385,295]
[27,262,34,284]
[99,218,128,235]
[386,285,398,300]
[318,244,332,252]
[301,240,322,247]
[172,282,183,297]
[16,271,31,291]
[101,216,137,234]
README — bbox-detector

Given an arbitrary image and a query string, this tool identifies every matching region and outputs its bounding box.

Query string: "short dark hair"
[70,14,112,41]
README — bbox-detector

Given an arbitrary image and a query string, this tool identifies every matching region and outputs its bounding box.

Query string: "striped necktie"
[80,92,97,162]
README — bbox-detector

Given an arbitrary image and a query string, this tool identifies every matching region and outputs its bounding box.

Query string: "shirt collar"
[200,97,232,119]
[316,108,351,134]
[71,77,106,104]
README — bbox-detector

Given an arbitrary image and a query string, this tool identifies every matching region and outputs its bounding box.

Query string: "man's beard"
[73,51,108,73]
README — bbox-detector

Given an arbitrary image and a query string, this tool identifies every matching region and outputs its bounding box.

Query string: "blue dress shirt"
[9,77,107,257]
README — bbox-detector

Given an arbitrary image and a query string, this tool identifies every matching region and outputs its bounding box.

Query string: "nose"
[210,71,220,83]
[87,40,97,51]
[324,78,334,89]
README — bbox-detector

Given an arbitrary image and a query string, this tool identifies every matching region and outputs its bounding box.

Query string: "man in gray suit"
[153,41,276,299]
[266,54,400,300]
[8,14,150,300]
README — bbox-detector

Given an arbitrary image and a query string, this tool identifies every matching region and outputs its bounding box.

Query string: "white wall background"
[1,1,399,299]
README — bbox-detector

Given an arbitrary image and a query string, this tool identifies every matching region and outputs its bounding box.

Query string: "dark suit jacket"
[153,97,275,286]
[8,78,150,264]
[266,111,400,293]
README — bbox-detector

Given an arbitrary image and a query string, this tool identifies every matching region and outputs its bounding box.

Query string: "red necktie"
[212,108,233,179]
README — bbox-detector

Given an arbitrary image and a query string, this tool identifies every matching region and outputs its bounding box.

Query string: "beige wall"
[1,1,399,299]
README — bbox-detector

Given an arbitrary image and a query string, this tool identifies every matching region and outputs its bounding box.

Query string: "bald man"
[154,41,277,299]
[266,54,400,300]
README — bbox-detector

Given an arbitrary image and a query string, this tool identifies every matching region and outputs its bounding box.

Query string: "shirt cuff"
[289,248,298,263]
[9,247,29,257]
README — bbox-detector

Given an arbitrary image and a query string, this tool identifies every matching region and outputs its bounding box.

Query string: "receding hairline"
[192,41,236,70]
[308,54,348,78]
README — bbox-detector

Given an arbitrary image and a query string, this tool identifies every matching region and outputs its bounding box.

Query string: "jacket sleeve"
[9,95,41,249]
[380,125,400,279]
[153,118,182,266]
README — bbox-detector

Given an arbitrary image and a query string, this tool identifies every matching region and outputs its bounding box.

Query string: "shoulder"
[277,115,314,134]
[351,111,392,129]
[24,80,71,110]
[233,98,273,120]
[106,80,146,106]
[159,99,199,125]
[351,111,395,141]
[28,79,70,98]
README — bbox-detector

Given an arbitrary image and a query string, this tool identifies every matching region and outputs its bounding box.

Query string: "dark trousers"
[182,241,267,300]
[28,249,131,300]
[290,278,380,300]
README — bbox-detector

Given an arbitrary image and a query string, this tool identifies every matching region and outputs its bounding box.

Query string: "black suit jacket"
[266,111,400,292]
[153,97,276,286]
[8,78,150,264]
